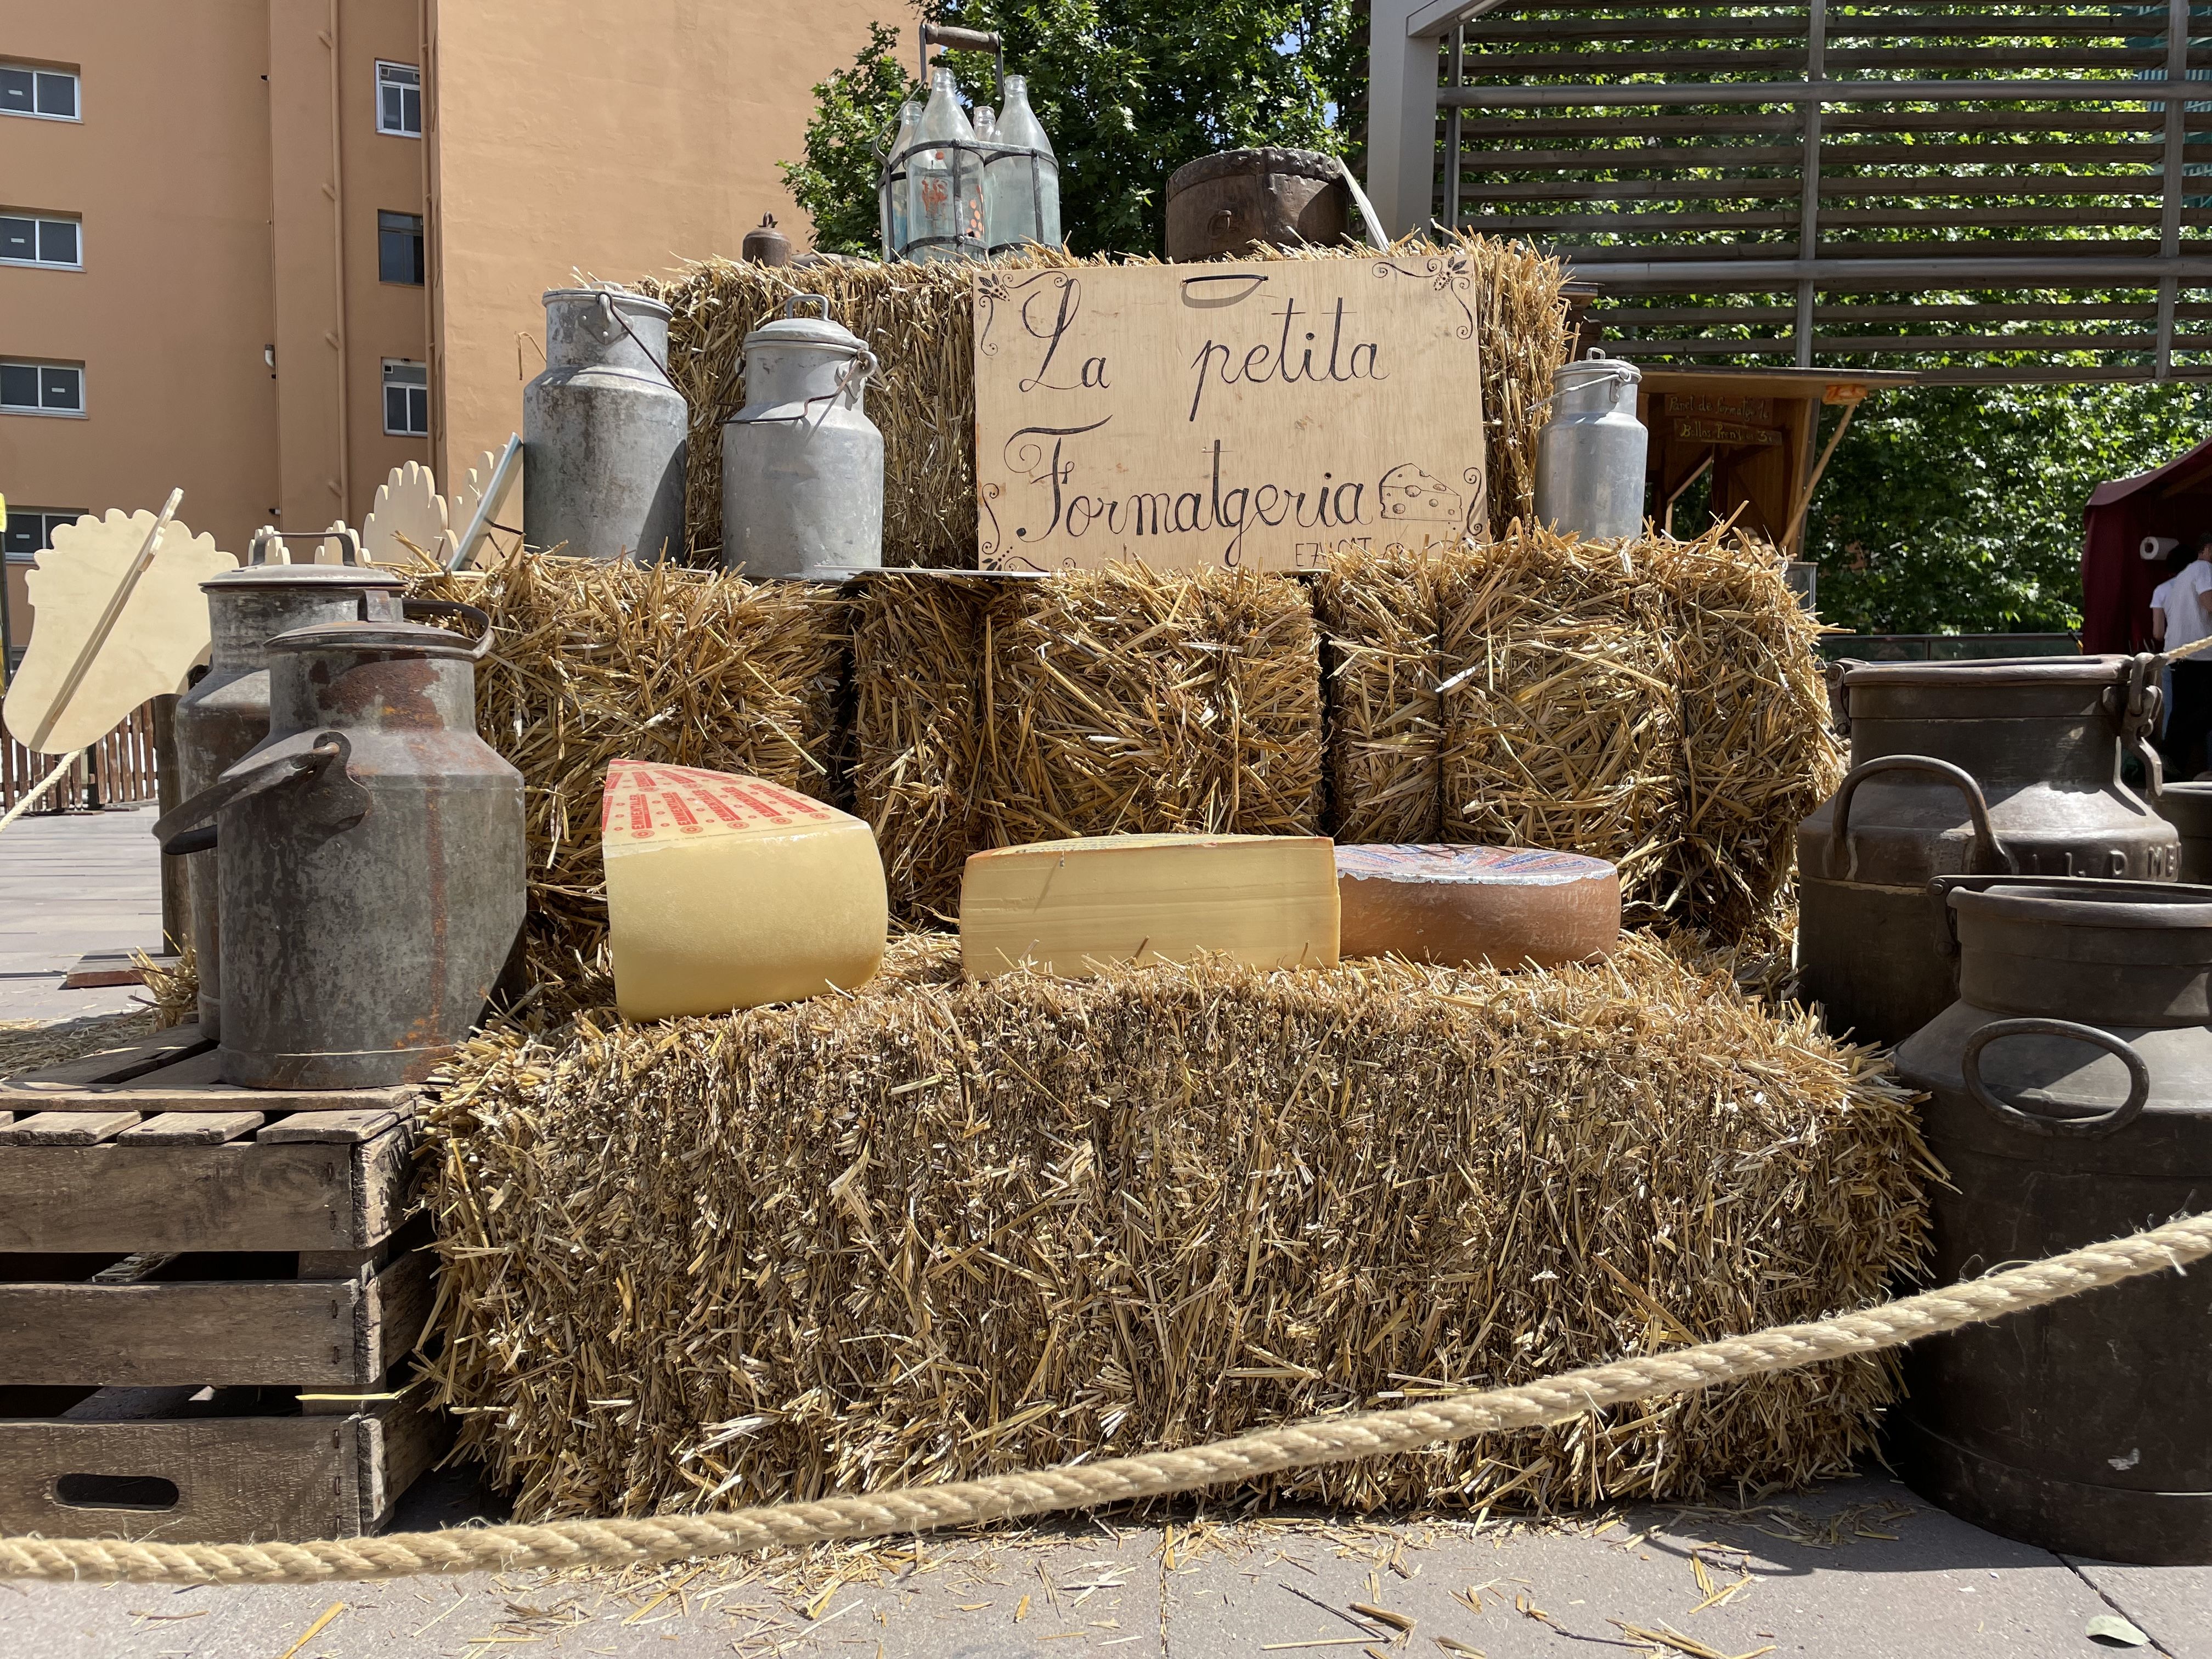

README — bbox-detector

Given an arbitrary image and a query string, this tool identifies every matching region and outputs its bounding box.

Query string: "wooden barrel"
[1164,148,1350,261]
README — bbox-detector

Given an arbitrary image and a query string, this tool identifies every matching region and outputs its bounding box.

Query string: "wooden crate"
[0,1026,448,1541]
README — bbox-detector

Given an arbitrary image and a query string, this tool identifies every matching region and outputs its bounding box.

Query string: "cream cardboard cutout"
[447,437,522,569]
[360,461,448,567]
[2,507,237,754]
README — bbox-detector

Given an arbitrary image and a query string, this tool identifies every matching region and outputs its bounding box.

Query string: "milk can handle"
[151,736,351,856]
[399,597,496,658]
[1961,1018,2152,1139]
[247,527,365,567]
[1826,755,2015,883]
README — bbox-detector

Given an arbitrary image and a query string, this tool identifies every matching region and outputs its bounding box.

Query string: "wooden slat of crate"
[0,1248,434,1389]
[1,1030,213,1093]
[0,1111,142,1146]
[0,1123,414,1255]
[1,1029,425,1116]
[0,1383,445,1542]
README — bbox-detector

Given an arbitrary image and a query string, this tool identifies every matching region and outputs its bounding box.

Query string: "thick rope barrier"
[6,1210,2207,1586]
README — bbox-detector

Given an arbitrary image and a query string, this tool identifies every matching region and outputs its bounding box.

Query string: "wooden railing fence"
[0,700,164,813]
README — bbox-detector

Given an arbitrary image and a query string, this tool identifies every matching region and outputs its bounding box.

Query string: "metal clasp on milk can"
[720,295,885,580]
[1532,348,1646,541]
[1895,874,2212,1564]
[153,607,526,1090]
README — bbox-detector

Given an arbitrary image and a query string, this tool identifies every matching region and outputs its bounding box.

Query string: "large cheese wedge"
[1335,844,1619,969]
[602,760,887,1019]
[960,833,1340,980]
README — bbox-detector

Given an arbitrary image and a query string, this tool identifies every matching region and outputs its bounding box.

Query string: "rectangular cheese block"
[602,760,888,1020]
[959,834,1340,981]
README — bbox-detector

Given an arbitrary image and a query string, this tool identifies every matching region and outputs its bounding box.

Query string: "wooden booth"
[1640,368,1916,557]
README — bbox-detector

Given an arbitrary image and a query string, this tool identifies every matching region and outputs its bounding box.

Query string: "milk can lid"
[266,618,481,659]
[203,563,409,593]
[744,294,868,355]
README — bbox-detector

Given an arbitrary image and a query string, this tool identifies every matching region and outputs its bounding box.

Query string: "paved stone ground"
[1,1473,2204,1658]
[0,806,166,1023]
[1,812,2204,1655]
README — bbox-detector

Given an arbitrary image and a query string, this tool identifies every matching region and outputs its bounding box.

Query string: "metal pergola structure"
[1366,2,2212,381]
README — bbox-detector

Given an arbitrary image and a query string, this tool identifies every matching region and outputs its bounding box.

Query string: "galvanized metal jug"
[172,528,407,1039]
[1895,876,2212,1565]
[523,287,688,563]
[720,295,883,579]
[155,610,526,1090]
[1532,349,1645,541]
[1798,657,2177,1046]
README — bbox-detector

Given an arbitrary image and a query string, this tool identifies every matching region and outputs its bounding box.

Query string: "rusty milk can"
[1797,657,2177,1046]
[154,608,525,1089]
[1895,874,2212,1565]
[172,529,407,1039]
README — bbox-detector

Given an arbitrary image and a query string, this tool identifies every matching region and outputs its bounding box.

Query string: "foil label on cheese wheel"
[1335,844,1613,887]
[602,759,840,847]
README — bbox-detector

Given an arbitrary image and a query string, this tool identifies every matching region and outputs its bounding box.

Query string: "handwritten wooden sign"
[973,257,1487,571]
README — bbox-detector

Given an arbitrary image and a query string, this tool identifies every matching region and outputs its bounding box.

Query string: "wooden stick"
[1782,405,1855,556]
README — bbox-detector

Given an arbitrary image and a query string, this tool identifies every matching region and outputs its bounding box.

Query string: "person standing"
[2151,545,2190,737]
[2162,534,2212,777]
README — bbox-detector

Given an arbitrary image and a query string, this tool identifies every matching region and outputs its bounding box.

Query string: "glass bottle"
[988,75,1060,251]
[973,105,1000,256]
[906,66,982,262]
[882,99,920,259]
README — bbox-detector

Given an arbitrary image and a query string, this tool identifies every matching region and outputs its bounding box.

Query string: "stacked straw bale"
[853,569,1325,925]
[422,937,1927,1522]
[637,233,1569,566]
[408,551,847,972]
[1316,527,1841,941]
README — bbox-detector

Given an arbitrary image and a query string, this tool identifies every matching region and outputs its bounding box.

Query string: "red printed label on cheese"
[601,760,842,847]
[1334,844,1613,887]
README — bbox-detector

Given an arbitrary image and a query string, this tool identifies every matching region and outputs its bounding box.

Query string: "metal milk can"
[1798,657,2178,1047]
[2155,781,2212,882]
[1895,875,2212,1565]
[720,296,883,579]
[172,529,406,1039]
[1532,349,1646,541]
[154,610,526,1090]
[523,287,689,563]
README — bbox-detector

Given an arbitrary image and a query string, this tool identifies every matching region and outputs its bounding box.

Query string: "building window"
[376,61,420,137]
[377,210,423,285]
[0,63,78,121]
[0,212,81,268]
[3,507,83,561]
[0,359,84,415]
[382,359,428,436]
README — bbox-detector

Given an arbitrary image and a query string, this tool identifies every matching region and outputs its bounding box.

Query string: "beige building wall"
[425,0,905,497]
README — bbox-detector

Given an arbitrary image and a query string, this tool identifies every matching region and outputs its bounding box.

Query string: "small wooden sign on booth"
[972,257,1487,571]
[1639,366,1916,555]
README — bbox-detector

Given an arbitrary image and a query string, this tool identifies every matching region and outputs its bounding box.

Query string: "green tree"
[1804,383,2212,636]
[781,2,1365,259]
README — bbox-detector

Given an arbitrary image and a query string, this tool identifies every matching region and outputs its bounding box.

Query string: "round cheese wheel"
[1335,844,1620,969]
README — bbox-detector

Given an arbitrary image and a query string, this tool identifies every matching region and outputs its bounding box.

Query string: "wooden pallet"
[0,1025,446,1541]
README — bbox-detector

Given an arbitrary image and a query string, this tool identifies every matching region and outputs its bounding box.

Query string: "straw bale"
[407,548,847,972]
[850,576,996,926]
[1313,544,1445,844]
[1655,536,1846,941]
[1435,531,1683,919]
[979,566,1325,848]
[637,234,1567,566]
[422,935,1927,1523]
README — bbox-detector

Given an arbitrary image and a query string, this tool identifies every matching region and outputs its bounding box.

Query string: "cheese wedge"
[960,833,1340,981]
[1335,844,1619,969]
[602,760,887,1019]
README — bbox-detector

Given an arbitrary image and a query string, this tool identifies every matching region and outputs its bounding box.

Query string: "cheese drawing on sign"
[2,503,236,755]
[601,760,888,1020]
[1335,844,1620,969]
[1376,464,1464,531]
[959,833,1341,981]
[360,460,449,566]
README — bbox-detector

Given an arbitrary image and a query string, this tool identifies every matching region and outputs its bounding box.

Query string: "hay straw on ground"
[131,944,198,1030]
[407,549,847,972]
[639,234,1567,566]
[0,1010,159,1077]
[1436,531,1683,920]
[422,935,1927,1523]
